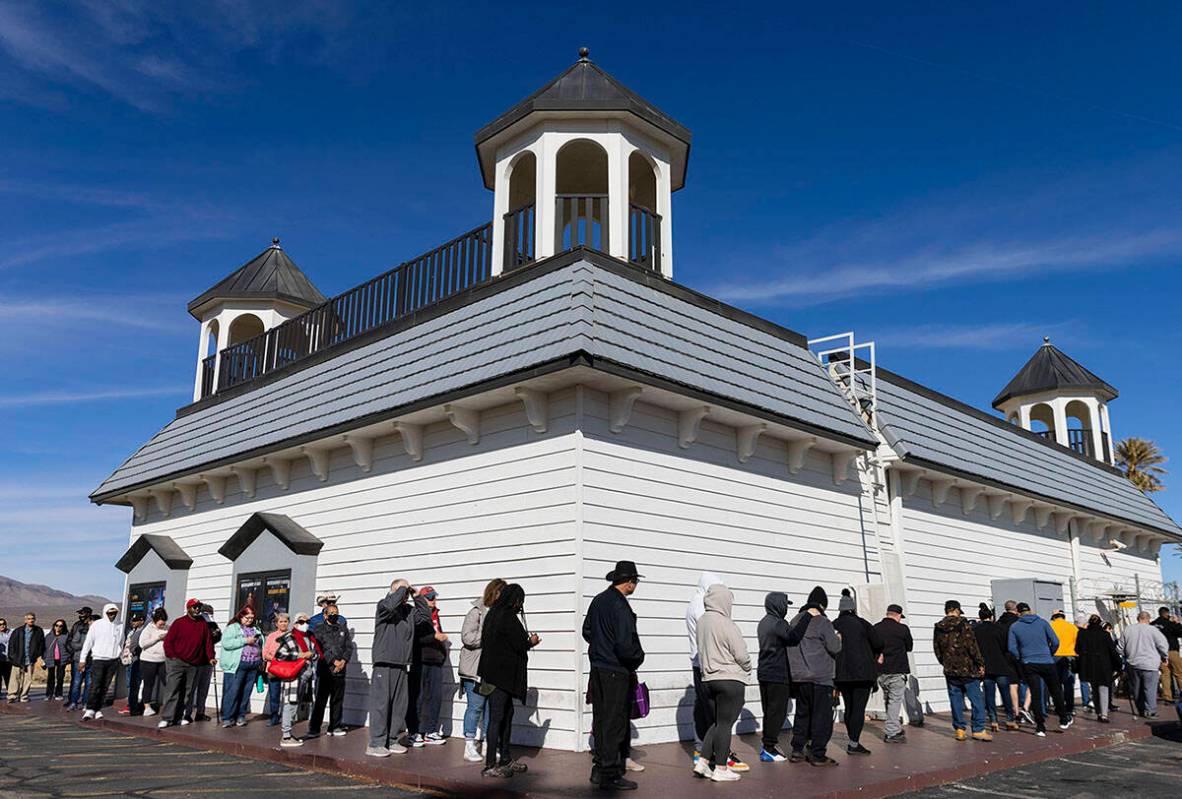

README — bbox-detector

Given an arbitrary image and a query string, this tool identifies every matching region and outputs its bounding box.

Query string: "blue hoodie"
[1007,614,1059,665]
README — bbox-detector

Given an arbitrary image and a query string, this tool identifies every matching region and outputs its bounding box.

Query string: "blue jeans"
[461,678,491,738]
[68,661,91,706]
[1080,679,1091,708]
[946,678,986,733]
[266,677,282,723]
[415,663,443,736]
[126,662,143,713]
[221,665,258,723]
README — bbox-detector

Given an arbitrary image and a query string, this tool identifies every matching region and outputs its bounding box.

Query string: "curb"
[0,702,1167,799]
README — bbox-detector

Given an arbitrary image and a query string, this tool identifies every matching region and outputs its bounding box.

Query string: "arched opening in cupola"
[504,151,537,269]
[555,139,608,252]
[627,151,661,270]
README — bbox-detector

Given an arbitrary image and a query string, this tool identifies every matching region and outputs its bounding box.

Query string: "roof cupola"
[993,337,1118,464]
[476,48,691,278]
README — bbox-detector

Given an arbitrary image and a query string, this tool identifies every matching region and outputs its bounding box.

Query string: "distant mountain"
[0,575,111,622]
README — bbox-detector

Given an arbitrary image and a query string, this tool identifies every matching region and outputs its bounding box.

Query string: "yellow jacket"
[1050,618,1078,656]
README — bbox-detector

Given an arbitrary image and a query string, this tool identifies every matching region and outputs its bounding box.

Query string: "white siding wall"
[1076,539,1164,623]
[129,391,584,750]
[577,389,881,747]
[898,480,1077,711]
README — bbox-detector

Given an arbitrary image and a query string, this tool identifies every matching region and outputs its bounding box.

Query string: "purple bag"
[630,680,650,720]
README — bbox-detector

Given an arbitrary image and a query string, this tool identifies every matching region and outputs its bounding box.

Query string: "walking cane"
[213,666,221,723]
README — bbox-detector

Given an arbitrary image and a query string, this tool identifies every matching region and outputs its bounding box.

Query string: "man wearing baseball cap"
[157,599,216,728]
[409,586,448,746]
[873,603,914,743]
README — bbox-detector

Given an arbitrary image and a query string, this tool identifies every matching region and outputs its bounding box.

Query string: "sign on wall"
[127,582,166,622]
[235,570,291,631]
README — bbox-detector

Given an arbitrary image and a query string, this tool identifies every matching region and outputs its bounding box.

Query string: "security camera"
[1105,538,1128,551]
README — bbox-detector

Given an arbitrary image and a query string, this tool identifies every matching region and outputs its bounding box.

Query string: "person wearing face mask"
[220,606,263,728]
[158,599,217,728]
[308,602,353,739]
[274,612,321,747]
[78,604,123,720]
[137,608,169,716]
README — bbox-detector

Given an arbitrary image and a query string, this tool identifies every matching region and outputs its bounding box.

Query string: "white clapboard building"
[91,51,1181,751]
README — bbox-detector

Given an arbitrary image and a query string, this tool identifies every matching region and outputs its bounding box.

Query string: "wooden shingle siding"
[877,377,1179,535]
[577,390,880,745]
[94,258,872,500]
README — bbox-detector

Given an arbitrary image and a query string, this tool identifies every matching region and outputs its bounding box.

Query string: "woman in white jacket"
[137,608,169,716]
[693,585,751,783]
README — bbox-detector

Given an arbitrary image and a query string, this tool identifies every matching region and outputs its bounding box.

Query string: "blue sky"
[1,2,1180,598]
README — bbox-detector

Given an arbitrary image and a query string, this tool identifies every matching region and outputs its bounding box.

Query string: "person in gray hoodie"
[756,592,817,762]
[693,584,751,783]
[1118,611,1169,718]
[787,586,842,766]
[686,572,724,760]
[367,580,416,757]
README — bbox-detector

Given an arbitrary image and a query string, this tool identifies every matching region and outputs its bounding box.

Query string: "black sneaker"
[806,755,839,767]
[598,777,639,791]
[305,730,321,739]
[788,750,805,763]
[884,733,907,743]
[847,743,871,755]
[482,765,512,778]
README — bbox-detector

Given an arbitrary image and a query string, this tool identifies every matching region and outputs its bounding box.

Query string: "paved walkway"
[0,698,1169,799]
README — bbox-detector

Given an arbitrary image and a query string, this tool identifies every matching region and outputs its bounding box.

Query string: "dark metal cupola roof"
[187,238,327,320]
[992,337,1118,408]
[474,48,692,190]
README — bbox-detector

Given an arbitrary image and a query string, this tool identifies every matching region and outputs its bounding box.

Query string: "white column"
[490,155,510,277]
[1100,404,1114,463]
[606,130,627,260]
[192,319,210,402]
[1052,399,1069,446]
[1086,399,1104,463]
[656,155,674,278]
[537,134,557,259]
[1018,402,1032,430]
[212,311,232,390]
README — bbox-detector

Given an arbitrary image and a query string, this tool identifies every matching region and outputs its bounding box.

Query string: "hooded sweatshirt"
[786,587,841,685]
[1006,614,1059,665]
[686,572,723,667]
[757,592,811,684]
[696,585,751,683]
[79,604,124,662]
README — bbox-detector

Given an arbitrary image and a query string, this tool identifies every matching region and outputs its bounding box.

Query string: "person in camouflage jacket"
[933,600,990,739]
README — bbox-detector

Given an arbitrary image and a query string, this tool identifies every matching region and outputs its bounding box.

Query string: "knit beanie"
[837,588,856,612]
[807,586,828,610]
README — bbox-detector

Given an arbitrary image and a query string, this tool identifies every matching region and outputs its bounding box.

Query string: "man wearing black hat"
[65,607,93,710]
[874,604,915,742]
[582,561,645,791]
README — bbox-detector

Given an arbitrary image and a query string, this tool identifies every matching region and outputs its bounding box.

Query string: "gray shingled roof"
[91,252,874,501]
[188,240,327,319]
[875,370,1180,537]
[219,512,323,561]
[992,339,1117,408]
[115,534,193,573]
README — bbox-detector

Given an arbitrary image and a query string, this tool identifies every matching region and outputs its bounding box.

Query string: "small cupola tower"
[188,238,326,401]
[475,48,691,278]
[993,337,1118,464]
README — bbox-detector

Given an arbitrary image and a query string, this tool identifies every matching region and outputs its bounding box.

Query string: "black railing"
[206,222,493,397]
[200,355,216,398]
[1035,429,1055,440]
[503,203,536,271]
[1067,428,1094,458]
[628,204,661,272]
[556,194,608,252]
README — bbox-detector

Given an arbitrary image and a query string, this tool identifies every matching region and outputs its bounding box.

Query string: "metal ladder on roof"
[808,331,878,427]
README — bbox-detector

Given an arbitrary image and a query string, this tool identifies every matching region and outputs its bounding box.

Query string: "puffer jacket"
[696,585,751,683]
[458,599,487,679]
[933,614,984,678]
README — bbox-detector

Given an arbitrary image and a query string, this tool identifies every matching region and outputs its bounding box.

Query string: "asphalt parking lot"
[0,712,434,799]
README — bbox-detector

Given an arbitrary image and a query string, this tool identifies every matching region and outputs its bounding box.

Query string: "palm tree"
[1115,437,1167,493]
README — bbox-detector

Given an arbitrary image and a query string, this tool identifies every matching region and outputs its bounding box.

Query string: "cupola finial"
[578,46,590,62]
[1043,335,1050,345]
[271,237,281,249]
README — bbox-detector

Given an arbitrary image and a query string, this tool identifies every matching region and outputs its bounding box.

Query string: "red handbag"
[267,658,305,681]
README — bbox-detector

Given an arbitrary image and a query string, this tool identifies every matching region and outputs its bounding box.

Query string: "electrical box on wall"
[991,578,1065,618]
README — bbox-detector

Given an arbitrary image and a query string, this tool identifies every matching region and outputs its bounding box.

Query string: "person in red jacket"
[157,599,216,728]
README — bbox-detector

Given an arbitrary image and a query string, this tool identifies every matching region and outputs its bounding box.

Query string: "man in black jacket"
[757,592,816,761]
[65,607,92,710]
[582,560,645,791]
[7,614,45,703]
[367,580,416,757]
[308,602,352,738]
[408,587,449,746]
[873,604,915,742]
[1152,607,1182,702]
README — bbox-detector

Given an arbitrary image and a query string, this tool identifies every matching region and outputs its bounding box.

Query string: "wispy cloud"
[709,156,1182,307]
[872,321,1080,351]
[0,295,189,334]
[0,217,230,271]
[0,385,186,409]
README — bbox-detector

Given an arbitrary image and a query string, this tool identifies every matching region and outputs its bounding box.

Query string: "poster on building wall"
[235,571,291,631]
[126,582,166,622]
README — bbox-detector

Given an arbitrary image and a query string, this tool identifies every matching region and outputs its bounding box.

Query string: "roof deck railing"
[204,222,494,399]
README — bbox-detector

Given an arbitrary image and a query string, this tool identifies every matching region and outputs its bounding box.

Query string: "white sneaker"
[710,766,741,782]
[143,707,157,717]
[329,729,347,737]
[94,711,103,720]
[625,757,645,772]
[464,739,482,762]
[365,746,391,757]
[423,732,447,746]
[282,736,304,748]
[693,758,713,779]
[81,710,95,721]
[388,742,408,754]
[157,721,170,729]
[179,718,191,726]
[409,734,425,748]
